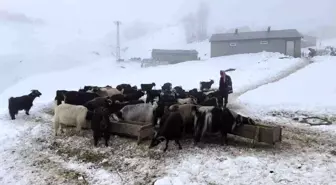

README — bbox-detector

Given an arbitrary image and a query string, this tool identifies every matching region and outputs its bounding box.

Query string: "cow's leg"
[25,107,31,115]
[175,139,182,150]
[218,94,224,107]
[93,131,100,147]
[163,140,169,152]
[9,109,16,120]
[104,132,110,147]
[220,129,228,145]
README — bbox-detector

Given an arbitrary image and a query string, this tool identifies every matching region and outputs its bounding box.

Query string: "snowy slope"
[0,21,113,94]
[302,37,336,51]
[318,38,336,48]
[0,23,210,94]
[0,52,304,110]
[238,56,336,116]
[122,25,210,60]
[1,51,335,185]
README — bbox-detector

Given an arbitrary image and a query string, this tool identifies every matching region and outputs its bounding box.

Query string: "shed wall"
[210,39,286,57]
[152,52,198,63]
[210,38,302,58]
[294,40,301,58]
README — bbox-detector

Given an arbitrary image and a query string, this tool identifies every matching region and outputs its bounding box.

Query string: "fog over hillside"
[1,1,336,185]
[0,0,334,58]
[0,0,335,91]
[1,0,335,35]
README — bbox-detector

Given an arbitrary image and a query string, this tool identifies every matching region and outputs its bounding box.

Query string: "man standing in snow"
[219,70,233,108]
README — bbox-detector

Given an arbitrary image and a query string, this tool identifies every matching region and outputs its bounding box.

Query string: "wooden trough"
[109,120,153,145]
[232,123,282,146]
[107,118,282,146]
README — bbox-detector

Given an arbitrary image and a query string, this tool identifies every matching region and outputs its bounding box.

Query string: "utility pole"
[114,21,121,62]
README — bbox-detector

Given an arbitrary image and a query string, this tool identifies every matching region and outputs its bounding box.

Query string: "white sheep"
[53,103,92,136]
[107,88,123,96]
[192,106,214,130]
[96,88,123,97]
[53,100,58,111]
[112,103,157,123]
[177,97,197,105]
[53,100,64,112]
[197,106,214,113]
[139,94,147,102]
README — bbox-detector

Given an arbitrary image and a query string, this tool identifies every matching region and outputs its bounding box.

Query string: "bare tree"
[181,1,210,43]
[195,1,209,41]
[182,13,197,43]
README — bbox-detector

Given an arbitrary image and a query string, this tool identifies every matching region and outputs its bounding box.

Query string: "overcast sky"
[1,0,335,32]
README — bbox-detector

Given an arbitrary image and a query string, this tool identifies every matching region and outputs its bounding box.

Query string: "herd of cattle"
[8,80,256,152]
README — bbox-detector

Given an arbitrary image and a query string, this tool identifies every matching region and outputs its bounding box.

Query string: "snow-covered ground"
[0,21,112,94]
[0,52,304,110]
[0,23,209,94]
[1,103,335,185]
[302,37,336,54]
[239,56,336,117]
[122,25,210,60]
[1,2,336,183]
[1,50,336,184]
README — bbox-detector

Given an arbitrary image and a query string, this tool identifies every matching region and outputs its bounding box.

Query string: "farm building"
[301,35,317,48]
[151,49,199,64]
[209,27,303,58]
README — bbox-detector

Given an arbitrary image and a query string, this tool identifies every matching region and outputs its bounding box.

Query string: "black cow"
[146,89,161,104]
[54,90,68,105]
[140,83,156,92]
[8,90,42,120]
[63,91,99,106]
[124,90,144,101]
[149,111,184,152]
[200,80,214,91]
[193,107,233,145]
[91,106,112,147]
[161,82,172,92]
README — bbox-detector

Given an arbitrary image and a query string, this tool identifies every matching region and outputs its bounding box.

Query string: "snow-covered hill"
[1,51,336,185]
[0,21,211,94]
[1,1,336,184]
[0,52,303,110]
[121,25,210,60]
[0,19,114,93]
[239,55,336,116]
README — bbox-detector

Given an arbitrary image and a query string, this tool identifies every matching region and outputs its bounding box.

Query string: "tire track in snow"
[238,57,314,96]
[228,57,314,115]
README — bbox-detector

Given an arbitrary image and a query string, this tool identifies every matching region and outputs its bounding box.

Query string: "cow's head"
[148,131,165,149]
[30,89,42,97]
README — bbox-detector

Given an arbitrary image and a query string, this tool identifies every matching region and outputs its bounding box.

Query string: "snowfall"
[1,8,336,185]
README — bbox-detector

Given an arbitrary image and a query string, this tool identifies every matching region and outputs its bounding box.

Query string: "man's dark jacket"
[219,75,233,94]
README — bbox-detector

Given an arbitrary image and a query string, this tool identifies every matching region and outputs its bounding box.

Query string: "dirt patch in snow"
[267,110,336,123]
[34,118,336,184]
[2,107,336,185]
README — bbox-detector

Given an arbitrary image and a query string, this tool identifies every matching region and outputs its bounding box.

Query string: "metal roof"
[152,49,198,54]
[209,29,303,42]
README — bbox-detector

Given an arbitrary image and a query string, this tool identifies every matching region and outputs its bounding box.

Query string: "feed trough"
[232,123,282,146]
[109,120,154,145]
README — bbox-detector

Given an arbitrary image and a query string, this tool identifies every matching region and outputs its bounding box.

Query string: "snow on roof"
[210,29,303,42]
